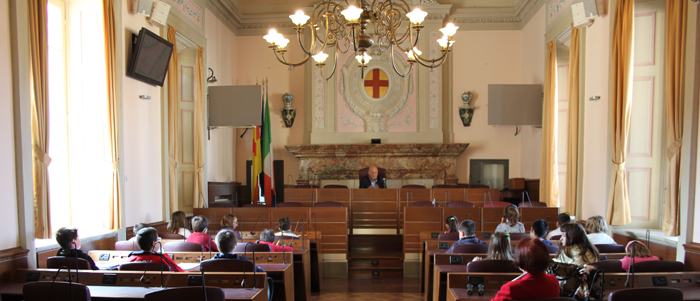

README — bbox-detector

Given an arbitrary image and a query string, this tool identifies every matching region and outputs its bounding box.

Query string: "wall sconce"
[207,67,218,83]
[281,92,296,128]
[459,91,475,126]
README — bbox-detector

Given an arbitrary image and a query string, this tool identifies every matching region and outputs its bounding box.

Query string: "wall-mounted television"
[126,27,173,86]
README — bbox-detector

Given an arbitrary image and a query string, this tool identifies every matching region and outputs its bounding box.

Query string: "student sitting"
[472,232,513,261]
[530,219,553,246]
[494,205,525,233]
[444,215,458,233]
[124,227,183,272]
[220,214,242,240]
[274,217,299,238]
[546,213,571,240]
[167,211,191,238]
[620,240,659,272]
[554,223,599,266]
[186,216,218,252]
[54,227,99,270]
[128,223,148,242]
[585,215,616,245]
[257,229,293,252]
[492,238,560,301]
[209,229,265,273]
[445,220,485,254]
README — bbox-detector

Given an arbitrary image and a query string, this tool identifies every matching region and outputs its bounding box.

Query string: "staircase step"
[349,269,403,278]
[349,258,403,269]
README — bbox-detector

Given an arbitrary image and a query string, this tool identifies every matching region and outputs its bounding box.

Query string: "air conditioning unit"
[131,0,154,16]
[572,0,598,28]
[149,1,171,28]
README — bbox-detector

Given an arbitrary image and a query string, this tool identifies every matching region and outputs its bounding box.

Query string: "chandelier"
[262,0,458,80]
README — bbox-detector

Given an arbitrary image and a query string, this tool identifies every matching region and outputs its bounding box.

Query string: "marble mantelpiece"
[285,144,469,185]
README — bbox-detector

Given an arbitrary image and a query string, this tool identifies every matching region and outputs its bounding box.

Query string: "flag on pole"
[251,87,264,204]
[262,82,276,205]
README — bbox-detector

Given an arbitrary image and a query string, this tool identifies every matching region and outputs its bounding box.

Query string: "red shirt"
[186,232,218,252]
[257,241,293,252]
[491,272,559,301]
[620,255,659,272]
[125,252,184,272]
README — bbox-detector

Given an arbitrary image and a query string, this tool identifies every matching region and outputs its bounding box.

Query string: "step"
[348,269,403,278]
[348,258,403,269]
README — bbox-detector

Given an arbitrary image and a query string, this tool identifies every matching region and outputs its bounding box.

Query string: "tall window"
[46,0,111,235]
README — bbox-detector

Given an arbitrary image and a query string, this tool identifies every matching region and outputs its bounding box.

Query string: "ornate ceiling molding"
[207,0,545,36]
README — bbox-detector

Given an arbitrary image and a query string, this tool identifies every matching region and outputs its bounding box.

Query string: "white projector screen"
[487,84,543,126]
[208,85,262,127]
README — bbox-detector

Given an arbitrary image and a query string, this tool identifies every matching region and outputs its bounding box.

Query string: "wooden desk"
[466,189,500,207]
[293,249,311,301]
[520,207,559,231]
[0,282,266,301]
[193,207,235,232]
[351,189,399,233]
[405,207,442,254]
[433,188,467,207]
[284,188,317,207]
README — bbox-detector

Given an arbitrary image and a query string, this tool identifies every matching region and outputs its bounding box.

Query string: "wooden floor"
[310,277,422,301]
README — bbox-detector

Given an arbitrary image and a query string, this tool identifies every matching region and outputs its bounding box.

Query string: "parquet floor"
[310,277,422,301]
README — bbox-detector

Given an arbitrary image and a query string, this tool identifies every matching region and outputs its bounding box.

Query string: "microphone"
[139,249,155,283]
[43,267,72,301]
[241,242,258,289]
[209,214,215,259]
[287,174,294,189]
[69,241,79,283]
[294,219,305,234]
[155,241,164,287]
[625,243,636,288]
[250,213,264,235]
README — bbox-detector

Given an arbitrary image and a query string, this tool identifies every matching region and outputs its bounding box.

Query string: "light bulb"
[406,8,428,25]
[355,52,372,64]
[313,52,329,64]
[437,35,450,48]
[406,47,422,60]
[439,23,458,37]
[263,29,279,44]
[289,10,310,26]
[341,5,363,23]
[277,37,290,48]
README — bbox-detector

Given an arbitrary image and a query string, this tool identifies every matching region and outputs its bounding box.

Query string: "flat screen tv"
[127,27,174,86]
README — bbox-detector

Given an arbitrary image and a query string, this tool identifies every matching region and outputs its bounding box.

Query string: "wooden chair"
[163,241,204,252]
[23,281,92,301]
[437,232,459,241]
[314,201,343,207]
[115,240,140,251]
[546,245,559,254]
[432,184,457,188]
[446,201,475,208]
[119,262,172,271]
[518,201,548,207]
[358,167,387,179]
[276,202,303,207]
[200,258,255,272]
[243,204,268,207]
[595,244,626,253]
[466,259,520,273]
[632,260,684,272]
[323,184,348,188]
[508,233,530,241]
[158,232,185,240]
[234,242,272,253]
[458,183,490,189]
[452,243,490,254]
[144,287,225,301]
[46,256,91,270]
[608,288,683,301]
[293,185,319,188]
[403,184,426,188]
[412,201,438,207]
[590,260,625,273]
[483,201,513,207]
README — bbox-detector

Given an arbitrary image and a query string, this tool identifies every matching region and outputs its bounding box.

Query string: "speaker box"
[148,1,171,28]
[131,0,154,16]
[572,0,598,28]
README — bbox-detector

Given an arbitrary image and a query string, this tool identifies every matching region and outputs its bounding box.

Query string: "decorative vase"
[281,93,296,128]
[459,91,475,126]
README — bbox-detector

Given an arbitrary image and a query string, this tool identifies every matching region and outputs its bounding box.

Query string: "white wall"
[519,5,546,179]
[205,8,237,183]
[121,4,164,226]
[0,0,19,250]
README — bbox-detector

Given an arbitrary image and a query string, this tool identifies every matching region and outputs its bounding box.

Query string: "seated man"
[257,229,293,252]
[530,219,553,246]
[124,227,183,272]
[445,220,485,254]
[186,216,218,252]
[546,213,571,240]
[208,229,265,273]
[54,227,99,270]
[359,165,386,189]
[274,217,299,238]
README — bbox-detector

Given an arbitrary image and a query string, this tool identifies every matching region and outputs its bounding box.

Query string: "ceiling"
[206,0,545,36]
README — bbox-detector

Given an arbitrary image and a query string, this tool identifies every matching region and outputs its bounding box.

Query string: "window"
[46,0,112,236]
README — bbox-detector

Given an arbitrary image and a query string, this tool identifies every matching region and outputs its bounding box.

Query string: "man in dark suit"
[359,165,386,188]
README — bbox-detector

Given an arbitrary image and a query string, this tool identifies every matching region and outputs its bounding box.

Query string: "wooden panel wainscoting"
[0,247,29,283]
[612,233,677,261]
[525,179,540,202]
[125,221,169,240]
[37,234,117,268]
[684,243,700,271]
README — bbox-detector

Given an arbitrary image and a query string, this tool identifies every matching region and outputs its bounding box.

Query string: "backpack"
[547,261,605,301]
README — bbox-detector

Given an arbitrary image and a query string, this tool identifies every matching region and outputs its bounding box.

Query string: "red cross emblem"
[364,69,389,98]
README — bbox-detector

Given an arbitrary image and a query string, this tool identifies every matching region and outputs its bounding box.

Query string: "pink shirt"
[620,255,659,272]
[257,241,293,252]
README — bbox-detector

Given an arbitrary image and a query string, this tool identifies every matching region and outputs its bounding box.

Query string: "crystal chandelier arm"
[389,44,413,78]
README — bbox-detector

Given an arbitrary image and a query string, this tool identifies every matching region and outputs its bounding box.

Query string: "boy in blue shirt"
[530,219,554,246]
[445,220,485,253]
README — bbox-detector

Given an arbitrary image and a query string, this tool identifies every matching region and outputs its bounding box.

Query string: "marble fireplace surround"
[285,144,469,186]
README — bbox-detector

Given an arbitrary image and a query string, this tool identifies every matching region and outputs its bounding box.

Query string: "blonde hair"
[503,205,521,227]
[487,232,514,260]
[585,215,608,234]
[221,214,236,229]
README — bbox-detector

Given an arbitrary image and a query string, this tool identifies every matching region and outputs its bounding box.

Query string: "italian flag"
[252,85,275,205]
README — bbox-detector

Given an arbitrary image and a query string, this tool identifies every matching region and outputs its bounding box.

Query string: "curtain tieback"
[612,161,625,172]
[196,165,204,173]
[32,144,52,166]
[666,139,683,160]
[169,157,178,169]
[112,159,119,170]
